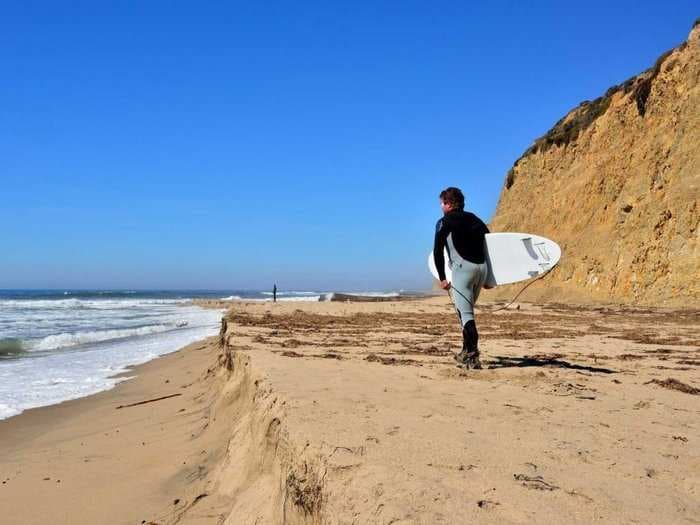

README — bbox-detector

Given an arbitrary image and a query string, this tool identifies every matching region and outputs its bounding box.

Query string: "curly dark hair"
[439,187,464,210]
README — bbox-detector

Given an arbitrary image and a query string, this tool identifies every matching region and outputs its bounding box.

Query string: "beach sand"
[1,297,698,524]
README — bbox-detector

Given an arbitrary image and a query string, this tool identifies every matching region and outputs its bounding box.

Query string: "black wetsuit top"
[433,210,490,281]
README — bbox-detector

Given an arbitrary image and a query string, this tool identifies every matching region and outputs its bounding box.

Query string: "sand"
[1,296,698,524]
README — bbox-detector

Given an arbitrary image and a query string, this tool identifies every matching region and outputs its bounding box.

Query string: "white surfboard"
[428,232,561,288]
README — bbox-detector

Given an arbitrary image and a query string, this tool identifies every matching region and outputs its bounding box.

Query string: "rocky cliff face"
[488,21,699,306]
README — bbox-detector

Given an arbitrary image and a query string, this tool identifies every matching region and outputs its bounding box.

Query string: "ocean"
[0,289,409,420]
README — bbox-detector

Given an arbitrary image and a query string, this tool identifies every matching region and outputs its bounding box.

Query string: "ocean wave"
[0,298,189,310]
[30,323,188,351]
[320,292,400,301]
[260,291,320,296]
[58,290,137,297]
[0,321,222,421]
[343,292,400,297]
[0,338,25,355]
[219,295,321,302]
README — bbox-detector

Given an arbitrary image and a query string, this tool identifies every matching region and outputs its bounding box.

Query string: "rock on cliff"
[488,21,700,306]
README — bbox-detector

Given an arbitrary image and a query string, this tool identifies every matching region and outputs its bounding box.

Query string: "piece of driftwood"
[116,393,182,409]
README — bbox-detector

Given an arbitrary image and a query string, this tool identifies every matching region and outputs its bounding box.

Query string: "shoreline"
[1,344,183,422]
[0,321,225,422]
[0,335,227,525]
[0,294,224,421]
[1,297,698,523]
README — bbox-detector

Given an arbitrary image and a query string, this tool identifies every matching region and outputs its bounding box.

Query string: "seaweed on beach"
[645,378,700,395]
[365,353,423,367]
[611,331,700,347]
[286,468,324,515]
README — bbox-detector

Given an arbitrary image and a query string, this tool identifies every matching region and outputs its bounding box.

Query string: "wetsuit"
[434,210,489,360]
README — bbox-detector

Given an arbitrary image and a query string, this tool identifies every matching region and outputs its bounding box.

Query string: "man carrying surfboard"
[434,187,490,369]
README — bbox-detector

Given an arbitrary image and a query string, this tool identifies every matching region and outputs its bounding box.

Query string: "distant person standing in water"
[273,284,277,303]
[433,187,490,369]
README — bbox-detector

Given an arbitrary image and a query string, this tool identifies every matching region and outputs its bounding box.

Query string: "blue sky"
[2,2,697,290]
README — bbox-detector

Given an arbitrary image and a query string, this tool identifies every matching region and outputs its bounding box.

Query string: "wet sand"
[1,297,698,523]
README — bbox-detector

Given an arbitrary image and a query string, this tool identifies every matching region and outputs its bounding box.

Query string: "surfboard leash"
[489,264,559,313]
[446,288,465,331]
[446,264,558,314]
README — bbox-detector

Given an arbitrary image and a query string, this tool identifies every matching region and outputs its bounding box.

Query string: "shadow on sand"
[487,355,617,374]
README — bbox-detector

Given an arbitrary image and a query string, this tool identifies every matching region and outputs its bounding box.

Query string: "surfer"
[434,187,490,369]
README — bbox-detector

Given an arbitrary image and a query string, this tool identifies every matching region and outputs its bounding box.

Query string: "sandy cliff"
[488,21,699,306]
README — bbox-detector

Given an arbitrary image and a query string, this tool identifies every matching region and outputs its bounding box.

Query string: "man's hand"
[439,280,451,290]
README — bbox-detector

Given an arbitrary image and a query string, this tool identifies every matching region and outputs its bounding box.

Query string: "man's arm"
[433,218,449,282]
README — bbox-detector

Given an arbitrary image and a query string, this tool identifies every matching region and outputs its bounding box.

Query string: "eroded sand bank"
[1,297,698,524]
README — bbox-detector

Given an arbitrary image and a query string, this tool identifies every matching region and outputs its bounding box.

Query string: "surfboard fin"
[521,237,536,260]
[535,243,551,261]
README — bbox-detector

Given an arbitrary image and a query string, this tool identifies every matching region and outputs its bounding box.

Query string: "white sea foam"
[0,298,189,310]
[0,306,223,420]
[260,291,320,296]
[219,291,401,302]
[220,295,320,302]
[31,323,184,351]
[320,291,401,301]
[0,298,197,343]
[343,292,400,297]
[0,402,16,420]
